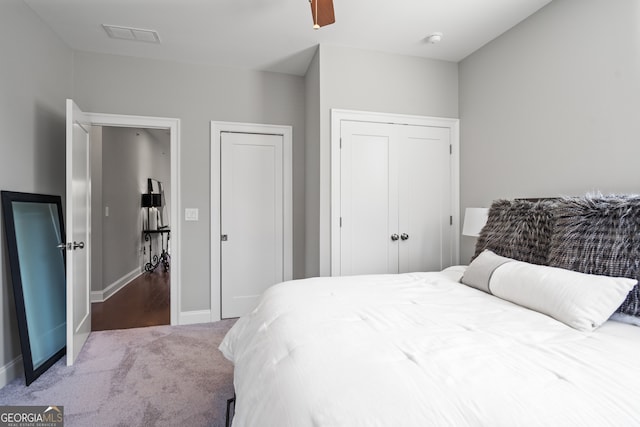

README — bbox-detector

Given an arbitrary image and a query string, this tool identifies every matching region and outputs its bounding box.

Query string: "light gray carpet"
[0,320,236,426]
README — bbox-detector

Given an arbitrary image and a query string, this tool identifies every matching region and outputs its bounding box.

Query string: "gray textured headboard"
[474,195,640,319]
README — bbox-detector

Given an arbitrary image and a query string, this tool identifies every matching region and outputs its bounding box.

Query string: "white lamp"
[462,208,489,237]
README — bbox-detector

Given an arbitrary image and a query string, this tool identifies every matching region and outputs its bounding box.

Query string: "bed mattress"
[220,267,640,427]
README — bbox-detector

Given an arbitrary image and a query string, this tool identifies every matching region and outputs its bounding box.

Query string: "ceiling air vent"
[102,24,160,43]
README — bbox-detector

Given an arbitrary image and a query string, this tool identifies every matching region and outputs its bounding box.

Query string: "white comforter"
[219,267,640,427]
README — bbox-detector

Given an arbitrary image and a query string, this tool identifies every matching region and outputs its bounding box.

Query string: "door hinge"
[340,217,343,227]
[449,144,452,155]
[340,137,342,149]
[450,216,453,226]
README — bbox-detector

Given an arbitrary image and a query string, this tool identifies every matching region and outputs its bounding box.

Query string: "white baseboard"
[0,355,23,388]
[178,310,212,325]
[91,268,142,303]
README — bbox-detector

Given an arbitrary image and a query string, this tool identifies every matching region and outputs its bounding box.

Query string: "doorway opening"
[90,126,171,331]
[65,100,180,365]
[82,111,180,329]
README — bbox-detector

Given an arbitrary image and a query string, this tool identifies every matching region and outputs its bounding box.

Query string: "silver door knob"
[401,233,409,241]
[391,234,399,241]
[73,241,85,250]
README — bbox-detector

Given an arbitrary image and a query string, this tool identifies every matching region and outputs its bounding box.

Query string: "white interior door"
[339,120,452,276]
[397,125,452,272]
[65,99,91,365]
[340,121,398,275]
[220,132,284,318]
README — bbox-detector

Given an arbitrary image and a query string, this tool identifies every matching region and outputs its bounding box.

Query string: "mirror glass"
[1,191,66,385]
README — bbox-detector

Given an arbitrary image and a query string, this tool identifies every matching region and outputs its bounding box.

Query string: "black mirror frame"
[1,191,66,385]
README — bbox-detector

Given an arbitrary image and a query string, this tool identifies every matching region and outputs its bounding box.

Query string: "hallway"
[92,269,170,331]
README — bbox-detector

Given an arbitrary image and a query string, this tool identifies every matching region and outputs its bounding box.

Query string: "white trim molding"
[210,121,293,322]
[178,310,212,325]
[330,109,460,276]
[0,355,23,388]
[90,268,142,303]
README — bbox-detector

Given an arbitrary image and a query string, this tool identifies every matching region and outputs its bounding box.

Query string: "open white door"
[65,99,91,365]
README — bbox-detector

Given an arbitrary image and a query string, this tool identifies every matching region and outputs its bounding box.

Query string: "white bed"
[220,266,640,427]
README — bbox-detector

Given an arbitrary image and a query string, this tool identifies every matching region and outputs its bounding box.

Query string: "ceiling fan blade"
[310,0,335,28]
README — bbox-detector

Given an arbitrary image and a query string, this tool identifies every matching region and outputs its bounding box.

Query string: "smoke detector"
[425,32,443,44]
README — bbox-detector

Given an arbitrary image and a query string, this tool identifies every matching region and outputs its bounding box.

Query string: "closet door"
[340,121,399,275]
[339,121,452,276]
[397,125,452,272]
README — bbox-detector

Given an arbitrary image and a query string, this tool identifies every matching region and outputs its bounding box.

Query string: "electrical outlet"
[185,208,199,221]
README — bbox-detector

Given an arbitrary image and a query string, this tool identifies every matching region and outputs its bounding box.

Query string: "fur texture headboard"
[474,195,640,319]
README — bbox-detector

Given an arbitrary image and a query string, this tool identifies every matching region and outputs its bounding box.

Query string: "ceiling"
[23,0,552,76]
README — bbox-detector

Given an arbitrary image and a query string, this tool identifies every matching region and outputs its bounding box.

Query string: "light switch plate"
[185,208,199,221]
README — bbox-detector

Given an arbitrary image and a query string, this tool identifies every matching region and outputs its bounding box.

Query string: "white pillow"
[463,250,637,332]
[461,251,512,293]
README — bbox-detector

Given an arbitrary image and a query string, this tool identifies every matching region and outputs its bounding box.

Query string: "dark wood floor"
[92,269,170,331]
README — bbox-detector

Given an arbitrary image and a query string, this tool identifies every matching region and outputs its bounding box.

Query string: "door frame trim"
[330,109,460,276]
[86,112,181,326]
[210,121,293,321]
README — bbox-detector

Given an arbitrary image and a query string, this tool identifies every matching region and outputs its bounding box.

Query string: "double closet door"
[339,120,453,276]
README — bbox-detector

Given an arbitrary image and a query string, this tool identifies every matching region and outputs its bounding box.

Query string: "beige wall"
[0,0,73,383]
[459,0,640,262]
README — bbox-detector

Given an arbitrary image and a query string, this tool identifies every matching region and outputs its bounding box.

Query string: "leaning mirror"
[1,191,66,385]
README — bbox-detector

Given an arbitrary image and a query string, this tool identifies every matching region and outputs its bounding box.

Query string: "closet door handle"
[390,234,399,241]
[400,233,409,241]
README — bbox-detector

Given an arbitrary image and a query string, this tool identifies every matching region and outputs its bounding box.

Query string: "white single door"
[65,99,91,365]
[220,132,284,318]
[397,125,452,272]
[340,121,398,275]
[339,121,452,276]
